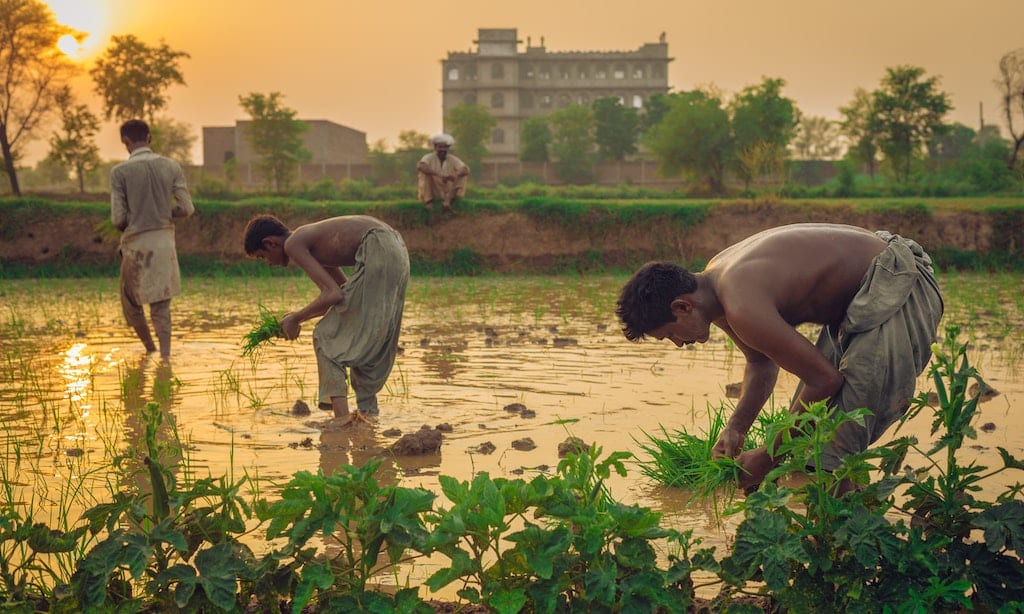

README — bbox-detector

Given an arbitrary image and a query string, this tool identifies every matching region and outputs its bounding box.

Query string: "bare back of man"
[707,223,887,331]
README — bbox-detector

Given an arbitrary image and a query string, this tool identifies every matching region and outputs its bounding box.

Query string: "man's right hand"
[712,427,745,459]
[280,313,301,340]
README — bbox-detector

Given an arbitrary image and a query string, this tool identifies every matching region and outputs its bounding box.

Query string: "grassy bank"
[3,196,1024,278]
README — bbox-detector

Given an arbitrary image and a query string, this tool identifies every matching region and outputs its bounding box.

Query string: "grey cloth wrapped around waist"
[808,230,944,470]
[313,227,410,413]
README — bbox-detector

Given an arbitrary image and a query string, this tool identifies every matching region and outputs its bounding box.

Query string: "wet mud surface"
[2,274,1022,600]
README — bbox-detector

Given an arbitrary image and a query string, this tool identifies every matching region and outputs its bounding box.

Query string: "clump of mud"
[389,426,443,455]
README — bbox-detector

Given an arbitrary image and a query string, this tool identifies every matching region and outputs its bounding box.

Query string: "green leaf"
[976,500,1024,554]
[489,587,528,614]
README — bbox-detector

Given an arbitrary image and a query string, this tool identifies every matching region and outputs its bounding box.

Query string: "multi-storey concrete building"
[442,28,672,161]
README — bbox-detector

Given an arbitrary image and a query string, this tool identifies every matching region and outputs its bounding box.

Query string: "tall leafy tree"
[445,103,495,172]
[640,92,672,134]
[519,116,551,163]
[791,116,841,160]
[91,34,188,123]
[729,77,799,187]
[872,65,952,183]
[46,87,100,194]
[0,0,79,195]
[839,87,881,178]
[149,116,195,166]
[548,104,595,184]
[644,90,732,194]
[592,97,639,161]
[996,48,1024,171]
[238,92,310,193]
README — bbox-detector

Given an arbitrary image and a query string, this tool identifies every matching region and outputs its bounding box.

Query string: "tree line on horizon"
[1,0,1023,198]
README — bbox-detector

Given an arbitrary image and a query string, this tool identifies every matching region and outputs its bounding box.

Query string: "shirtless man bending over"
[243,214,410,423]
[616,223,943,492]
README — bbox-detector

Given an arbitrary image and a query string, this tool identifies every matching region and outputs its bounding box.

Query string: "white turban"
[430,133,455,146]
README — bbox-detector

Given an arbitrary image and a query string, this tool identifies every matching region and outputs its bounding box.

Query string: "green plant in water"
[636,403,788,496]
[241,304,284,358]
[714,324,1024,613]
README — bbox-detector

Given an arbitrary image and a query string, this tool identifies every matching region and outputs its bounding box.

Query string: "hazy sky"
[39,0,1024,165]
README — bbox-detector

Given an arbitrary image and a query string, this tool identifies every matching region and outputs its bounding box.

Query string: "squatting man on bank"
[615,223,944,492]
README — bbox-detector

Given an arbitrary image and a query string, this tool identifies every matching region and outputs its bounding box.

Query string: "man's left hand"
[736,447,775,493]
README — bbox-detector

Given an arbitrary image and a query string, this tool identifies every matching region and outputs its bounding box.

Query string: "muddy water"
[1,273,1022,593]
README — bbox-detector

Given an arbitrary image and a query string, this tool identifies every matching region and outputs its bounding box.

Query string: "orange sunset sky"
[39,0,1024,165]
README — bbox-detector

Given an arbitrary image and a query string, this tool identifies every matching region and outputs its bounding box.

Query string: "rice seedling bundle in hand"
[242,306,284,357]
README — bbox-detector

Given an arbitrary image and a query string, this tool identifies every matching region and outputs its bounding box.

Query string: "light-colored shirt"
[110,147,194,242]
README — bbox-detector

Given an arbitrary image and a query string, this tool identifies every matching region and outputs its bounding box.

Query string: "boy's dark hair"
[616,261,697,341]
[243,214,290,255]
[119,119,150,143]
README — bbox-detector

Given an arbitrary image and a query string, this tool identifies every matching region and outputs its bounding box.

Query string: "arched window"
[448,67,459,81]
[632,94,643,108]
[490,92,504,109]
[613,64,626,79]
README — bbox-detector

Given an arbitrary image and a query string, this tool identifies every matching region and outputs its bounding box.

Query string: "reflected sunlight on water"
[1,273,1022,596]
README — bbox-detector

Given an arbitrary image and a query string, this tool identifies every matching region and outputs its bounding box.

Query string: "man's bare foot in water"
[332,411,375,427]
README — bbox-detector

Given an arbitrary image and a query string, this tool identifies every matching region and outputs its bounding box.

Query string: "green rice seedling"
[635,401,789,496]
[241,305,284,358]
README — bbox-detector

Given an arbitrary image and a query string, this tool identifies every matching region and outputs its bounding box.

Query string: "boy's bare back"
[289,215,392,267]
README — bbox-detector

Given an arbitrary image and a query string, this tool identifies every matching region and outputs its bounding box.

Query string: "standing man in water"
[243,214,409,424]
[615,223,943,492]
[416,133,470,212]
[110,119,195,360]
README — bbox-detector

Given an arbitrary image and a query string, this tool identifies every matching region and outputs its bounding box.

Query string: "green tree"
[0,0,80,196]
[445,103,495,172]
[238,92,310,193]
[644,90,732,194]
[150,116,195,166]
[90,34,189,123]
[791,116,841,160]
[729,77,799,188]
[996,48,1024,171]
[872,65,952,183]
[397,130,430,151]
[592,97,639,161]
[368,138,400,185]
[640,92,672,134]
[839,87,881,179]
[519,116,551,163]
[46,87,100,194]
[548,104,595,184]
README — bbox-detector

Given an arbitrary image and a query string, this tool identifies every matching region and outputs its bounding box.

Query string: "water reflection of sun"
[45,0,110,59]
[60,342,95,416]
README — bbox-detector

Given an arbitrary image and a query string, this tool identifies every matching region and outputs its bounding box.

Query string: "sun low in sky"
[46,0,110,59]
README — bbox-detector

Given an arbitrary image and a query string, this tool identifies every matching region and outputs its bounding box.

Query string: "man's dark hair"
[243,214,290,255]
[119,119,150,143]
[616,261,698,341]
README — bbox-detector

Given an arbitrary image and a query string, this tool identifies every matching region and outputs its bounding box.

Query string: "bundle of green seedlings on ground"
[636,403,788,495]
[241,304,284,357]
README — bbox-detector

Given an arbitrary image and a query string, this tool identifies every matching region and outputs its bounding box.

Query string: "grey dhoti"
[313,227,410,414]
[809,230,944,470]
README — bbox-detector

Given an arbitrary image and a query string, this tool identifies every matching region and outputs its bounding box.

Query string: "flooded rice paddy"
[1,272,1022,594]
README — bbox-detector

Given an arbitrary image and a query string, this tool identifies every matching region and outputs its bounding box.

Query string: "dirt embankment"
[2,199,1022,272]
